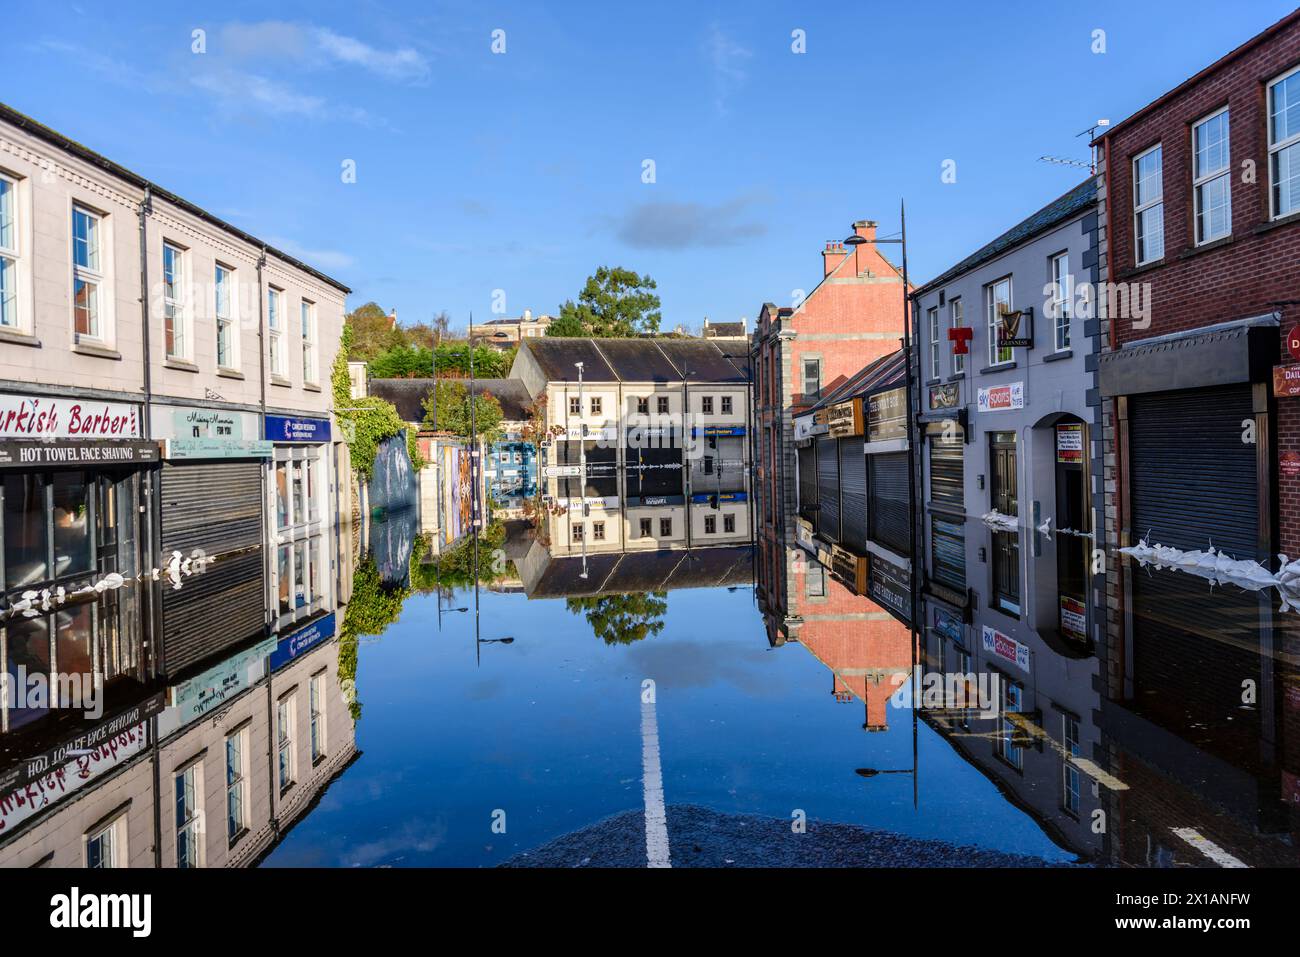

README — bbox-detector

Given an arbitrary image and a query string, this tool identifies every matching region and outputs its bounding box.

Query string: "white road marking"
[1171,827,1249,868]
[641,698,672,868]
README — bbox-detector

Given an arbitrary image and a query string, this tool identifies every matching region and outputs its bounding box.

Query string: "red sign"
[948,326,973,355]
[1274,364,1300,398]
[1289,325,1300,361]
[1284,452,1300,478]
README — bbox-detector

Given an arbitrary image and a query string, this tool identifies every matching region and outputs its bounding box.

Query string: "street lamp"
[573,361,590,579]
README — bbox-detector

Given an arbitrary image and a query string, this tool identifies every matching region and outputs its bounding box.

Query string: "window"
[704,514,716,534]
[268,287,285,377]
[572,522,584,543]
[0,175,18,330]
[659,517,671,536]
[72,206,102,339]
[215,264,236,369]
[1192,109,1231,243]
[640,517,652,537]
[724,513,736,533]
[657,395,669,414]
[1062,713,1081,815]
[985,277,1013,366]
[86,813,127,868]
[592,521,605,541]
[721,395,732,415]
[301,300,318,384]
[569,396,581,415]
[589,396,602,416]
[998,681,1024,770]
[277,694,296,794]
[802,357,821,398]
[175,762,202,868]
[1268,66,1300,218]
[226,727,249,844]
[637,397,649,415]
[163,243,186,359]
[806,562,826,598]
[702,395,714,414]
[1050,252,1071,351]
[1133,145,1164,264]
[949,297,964,375]
[927,307,940,379]
[309,673,326,763]
[272,447,327,629]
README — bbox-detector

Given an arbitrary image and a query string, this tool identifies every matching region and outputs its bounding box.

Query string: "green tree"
[565,592,669,645]
[345,301,405,360]
[433,342,513,378]
[548,266,661,338]
[369,345,434,378]
[421,379,505,439]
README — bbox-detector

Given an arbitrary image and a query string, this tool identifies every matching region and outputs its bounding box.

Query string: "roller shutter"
[159,460,265,675]
[929,433,964,511]
[870,452,910,555]
[839,438,867,552]
[816,436,840,541]
[797,443,817,516]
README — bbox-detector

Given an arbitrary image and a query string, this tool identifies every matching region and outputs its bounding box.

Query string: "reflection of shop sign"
[868,388,908,441]
[264,414,331,443]
[0,392,140,439]
[169,637,278,725]
[634,494,684,506]
[691,425,746,437]
[0,439,159,468]
[1055,423,1083,464]
[1060,596,1087,642]
[1274,363,1300,398]
[929,383,960,410]
[824,399,863,439]
[831,545,867,594]
[795,517,816,552]
[981,625,1030,673]
[271,612,337,672]
[977,382,1024,412]
[869,554,911,621]
[690,491,748,504]
[932,607,963,644]
[544,465,582,477]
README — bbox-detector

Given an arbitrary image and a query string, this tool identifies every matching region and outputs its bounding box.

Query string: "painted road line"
[641,697,671,868]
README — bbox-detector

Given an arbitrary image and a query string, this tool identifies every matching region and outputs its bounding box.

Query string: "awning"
[1098,313,1278,398]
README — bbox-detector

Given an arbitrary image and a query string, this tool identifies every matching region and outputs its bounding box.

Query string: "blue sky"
[4,0,1296,333]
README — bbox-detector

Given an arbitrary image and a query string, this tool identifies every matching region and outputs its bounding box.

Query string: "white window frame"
[309,672,327,764]
[162,241,188,360]
[927,306,940,379]
[949,297,964,375]
[226,725,249,844]
[592,520,605,541]
[271,446,328,629]
[71,204,104,341]
[724,512,736,533]
[1062,713,1081,816]
[571,521,584,543]
[985,276,1013,367]
[174,759,204,868]
[802,357,821,398]
[277,692,297,794]
[215,263,238,370]
[1192,107,1231,244]
[704,513,717,534]
[569,396,581,415]
[1132,144,1165,265]
[301,299,318,385]
[85,811,128,868]
[268,286,286,378]
[1268,64,1300,220]
[589,396,602,416]
[0,174,19,332]
[1050,252,1071,352]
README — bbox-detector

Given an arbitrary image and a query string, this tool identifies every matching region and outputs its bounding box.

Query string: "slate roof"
[798,349,908,419]
[368,377,534,424]
[911,178,1098,298]
[519,338,618,382]
[526,545,753,598]
[590,338,682,383]
[703,321,746,338]
[518,338,749,384]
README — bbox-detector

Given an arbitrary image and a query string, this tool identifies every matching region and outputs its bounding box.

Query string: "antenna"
[1038,155,1091,170]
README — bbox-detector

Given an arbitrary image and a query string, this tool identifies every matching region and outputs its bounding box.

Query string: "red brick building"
[752,220,907,638]
[1093,9,1300,864]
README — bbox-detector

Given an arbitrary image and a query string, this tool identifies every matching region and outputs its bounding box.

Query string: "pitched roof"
[368,377,534,423]
[590,338,682,383]
[911,178,1097,298]
[526,545,753,598]
[519,338,749,384]
[519,338,618,382]
[798,349,908,419]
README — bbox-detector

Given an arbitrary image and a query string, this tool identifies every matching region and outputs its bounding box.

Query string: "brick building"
[1093,9,1300,864]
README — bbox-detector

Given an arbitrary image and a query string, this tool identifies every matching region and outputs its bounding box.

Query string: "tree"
[369,345,434,378]
[345,301,405,360]
[565,592,669,645]
[547,266,661,338]
[421,379,504,439]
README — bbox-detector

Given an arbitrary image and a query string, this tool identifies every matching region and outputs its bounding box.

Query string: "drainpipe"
[136,187,163,679]
[138,187,153,434]
[257,248,271,629]
[1102,134,1127,697]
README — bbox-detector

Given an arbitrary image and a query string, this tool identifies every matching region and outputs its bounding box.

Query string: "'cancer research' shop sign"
[264,414,331,443]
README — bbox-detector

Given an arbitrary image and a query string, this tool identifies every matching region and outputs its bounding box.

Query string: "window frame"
[267,286,286,378]
[1191,106,1232,245]
[301,299,318,385]
[276,692,297,795]
[1268,64,1300,220]
[309,671,327,764]
[701,395,714,415]
[215,263,238,370]
[985,276,1013,367]
[802,357,821,398]
[1132,144,1165,266]
[589,396,602,416]
[71,204,104,341]
[949,297,964,375]
[0,173,20,332]
[569,396,581,415]
[927,306,940,379]
[174,758,204,868]
[1050,251,1071,352]
[226,725,250,846]
[162,241,189,360]
[85,810,128,868]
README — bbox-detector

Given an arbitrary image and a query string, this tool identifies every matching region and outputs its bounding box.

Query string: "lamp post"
[574,361,589,579]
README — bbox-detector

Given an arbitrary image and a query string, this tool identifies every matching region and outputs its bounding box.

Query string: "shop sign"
[270,613,337,672]
[981,624,1030,673]
[868,553,911,622]
[977,382,1024,412]
[0,439,159,468]
[166,438,273,459]
[867,388,908,441]
[1289,325,1300,362]
[1273,363,1300,398]
[1283,451,1300,479]
[1060,596,1087,642]
[929,383,960,410]
[830,545,867,594]
[168,636,278,726]
[0,393,140,439]
[932,607,963,644]
[171,407,244,440]
[690,490,748,504]
[795,517,816,553]
[264,414,331,443]
[996,307,1034,349]
[691,425,746,437]
[825,398,863,438]
[1055,423,1083,463]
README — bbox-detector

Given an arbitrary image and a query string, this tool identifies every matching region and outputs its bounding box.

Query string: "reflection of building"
[518,541,751,599]
[510,338,753,554]
[469,310,554,349]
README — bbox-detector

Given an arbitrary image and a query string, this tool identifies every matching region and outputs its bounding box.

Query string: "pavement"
[502,804,1072,868]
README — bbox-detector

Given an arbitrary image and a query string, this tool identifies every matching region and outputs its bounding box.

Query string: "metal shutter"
[929,435,964,511]
[797,443,817,514]
[816,436,840,541]
[839,438,867,552]
[159,461,265,675]
[930,513,965,590]
[870,452,910,555]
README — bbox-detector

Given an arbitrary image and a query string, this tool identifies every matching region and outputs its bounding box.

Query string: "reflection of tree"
[565,592,668,646]
[337,557,410,722]
[408,527,512,593]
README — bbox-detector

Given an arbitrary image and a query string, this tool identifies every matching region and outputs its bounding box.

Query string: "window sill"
[1178,234,1234,260]
[946,371,966,382]
[304,382,322,393]
[978,362,1017,374]
[1042,349,1073,363]
[217,367,245,380]
[312,753,328,768]
[1118,258,1166,280]
[924,377,941,387]
[165,358,199,373]
[0,328,41,348]
[73,342,122,361]
[228,827,250,850]
[270,375,293,388]
[1255,210,1300,236]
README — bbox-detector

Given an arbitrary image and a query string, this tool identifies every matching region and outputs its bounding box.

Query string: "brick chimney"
[387,308,398,329]
[822,241,847,277]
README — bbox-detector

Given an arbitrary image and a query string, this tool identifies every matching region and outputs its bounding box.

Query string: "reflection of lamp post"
[574,361,590,575]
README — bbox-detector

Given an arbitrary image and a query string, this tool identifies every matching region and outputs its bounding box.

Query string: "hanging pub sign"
[0,392,140,439]
[977,382,1024,412]
[824,398,863,438]
[929,383,959,410]
[867,387,908,441]
[0,439,159,468]
[830,544,867,594]
[1274,363,1300,398]
[1055,423,1083,463]
[996,306,1034,349]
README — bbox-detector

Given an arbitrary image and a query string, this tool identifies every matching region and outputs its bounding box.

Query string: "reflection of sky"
[264,584,1075,867]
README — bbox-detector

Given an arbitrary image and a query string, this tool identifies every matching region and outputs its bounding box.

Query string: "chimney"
[822,241,847,277]
[387,308,398,329]
[852,219,877,244]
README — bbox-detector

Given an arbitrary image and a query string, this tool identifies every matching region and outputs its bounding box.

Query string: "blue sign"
[690,425,746,438]
[270,612,337,672]
[265,414,331,443]
[690,490,748,504]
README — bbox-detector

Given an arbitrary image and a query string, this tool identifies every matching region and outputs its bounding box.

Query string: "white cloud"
[219,21,430,83]
[266,236,356,272]
[706,24,751,115]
